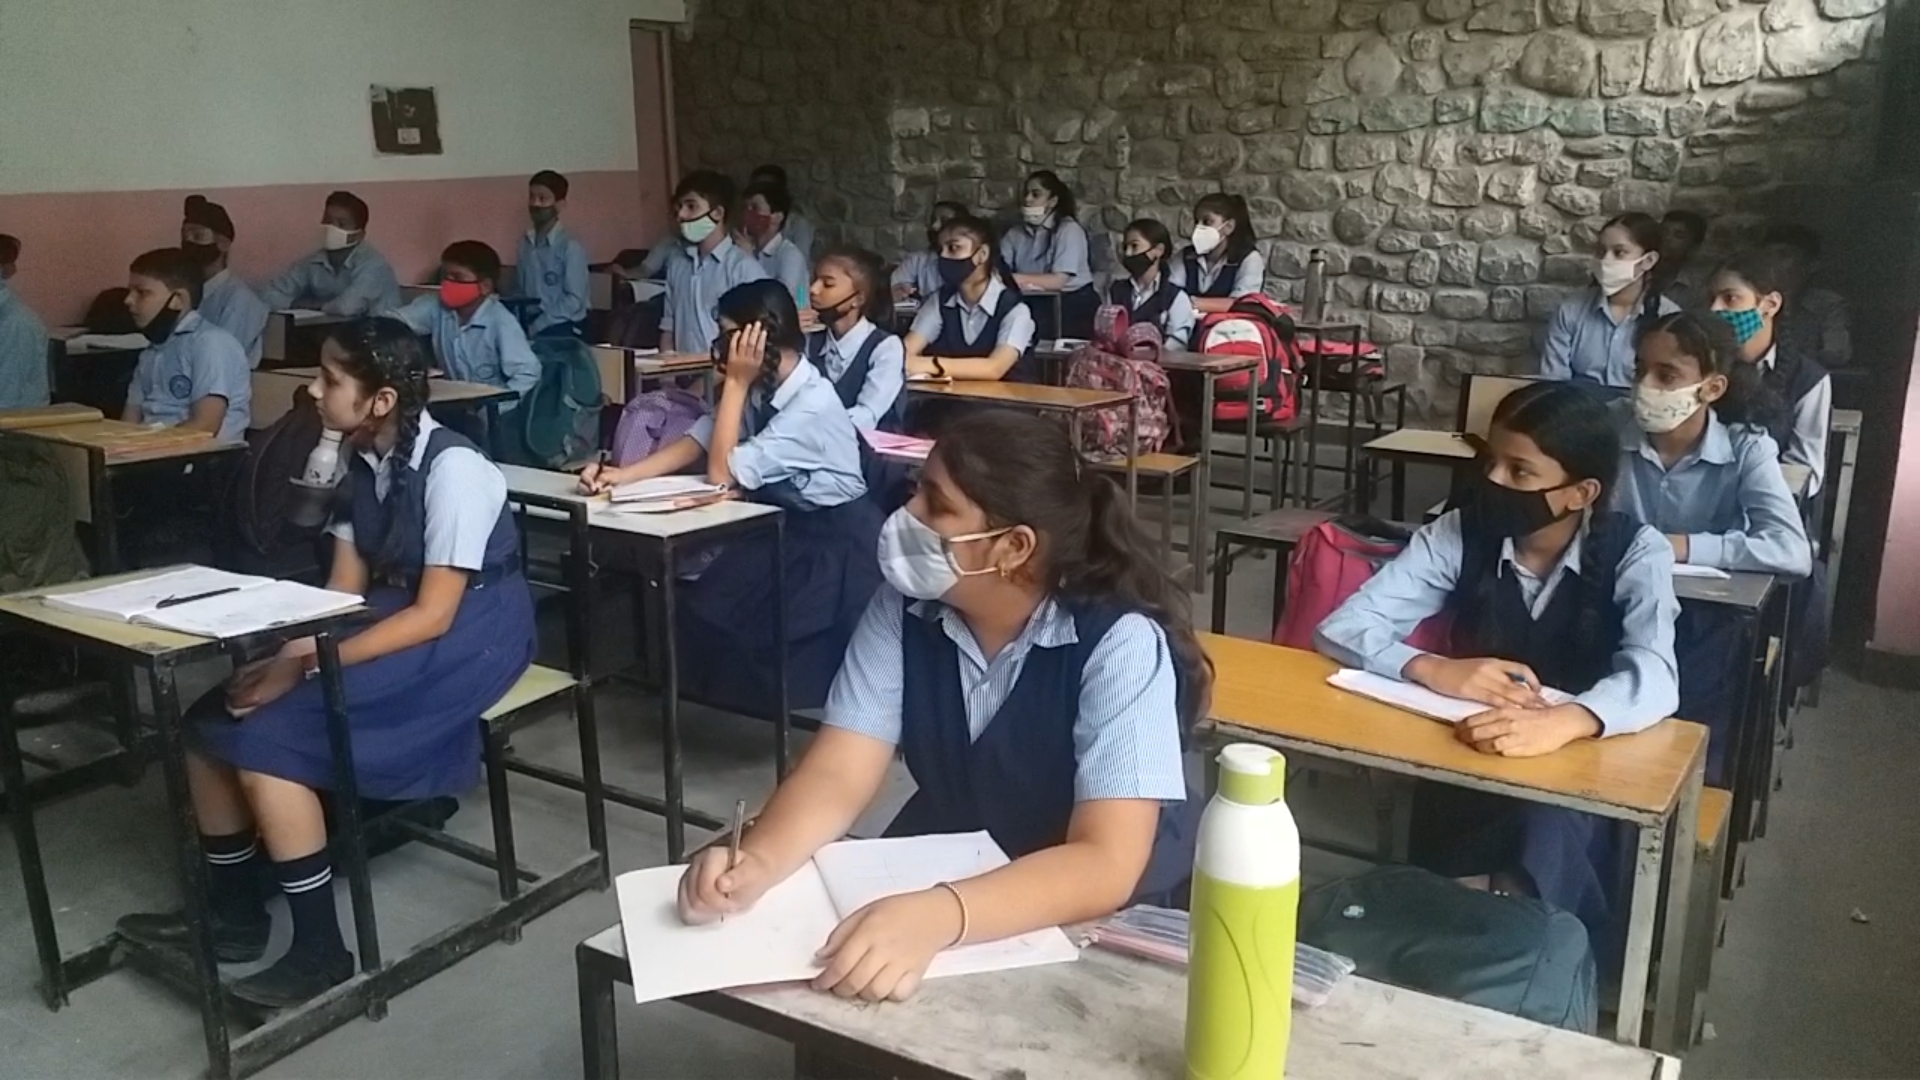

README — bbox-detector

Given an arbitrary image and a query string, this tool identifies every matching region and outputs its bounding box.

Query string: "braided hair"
[324,317,433,575]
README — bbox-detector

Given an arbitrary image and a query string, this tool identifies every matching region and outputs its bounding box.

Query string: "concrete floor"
[2,462,1917,1079]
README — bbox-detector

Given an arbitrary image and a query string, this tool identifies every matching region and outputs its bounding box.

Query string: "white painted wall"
[0,0,687,195]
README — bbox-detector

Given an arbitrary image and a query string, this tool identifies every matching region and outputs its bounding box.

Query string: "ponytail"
[1195,192,1258,262]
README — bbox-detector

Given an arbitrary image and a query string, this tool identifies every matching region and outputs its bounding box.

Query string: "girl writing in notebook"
[119,318,536,1007]
[1315,381,1680,970]
[677,410,1209,1002]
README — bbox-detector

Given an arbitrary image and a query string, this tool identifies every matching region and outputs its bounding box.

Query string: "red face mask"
[439,279,484,309]
[743,210,775,237]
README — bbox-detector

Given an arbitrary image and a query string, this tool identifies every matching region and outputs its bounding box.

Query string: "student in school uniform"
[1169,193,1266,314]
[1710,248,1834,498]
[1763,224,1851,371]
[1112,219,1197,349]
[122,247,252,441]
[676,409,1209,999]
[749,164,817,257]
[1538,213,1680,395]
[1610,310,1812,781]
[903,215,1037,383]
[0,234,50,410]
[1660,210,1710,310]
[180,196,270,367]
[738,182,811,308]
[119,318,536,1007]
[1316,380,1681,973]
[580,280,882,713]
[517,170,591,339]
[892,200,968,303]
[654,170,771,355]
[260,191,402,317]
[390,241,541,418]
[1001,170,1098,342]
[807,246,905,431]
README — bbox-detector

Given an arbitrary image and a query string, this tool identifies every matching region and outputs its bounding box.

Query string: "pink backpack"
[1064,306,1175,459]
[1274,516,1452,651]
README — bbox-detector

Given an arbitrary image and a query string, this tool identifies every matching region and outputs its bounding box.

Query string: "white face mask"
[1191,224,1223,256]
[877,509,1011,601]
[1632,380,1706,434]
[1020,204,1050,227]
[322,224,358,251]
[679,215,718,246]
[1592,254,1648,296]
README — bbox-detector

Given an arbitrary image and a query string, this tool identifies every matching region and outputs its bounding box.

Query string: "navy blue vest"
[1110,275,1181,331]
[1446,510,1636,696]
[1760,341,1828,457]
[886,598,1201,906]
[805,328,905,432]
[347,424,519,590]
[928,285,1037,383]
[1181,248,1247,300]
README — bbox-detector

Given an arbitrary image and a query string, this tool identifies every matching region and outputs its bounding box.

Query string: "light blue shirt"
[891,251,942,299]
[750,233,810,308]
[814,318,905,431]
[660,237,771,355]
[517,223,590,333]
[261,243,403,317]
[198,269,270,368]
[688,359,866,507]
[1314,509,1681,737]
[1539,287,1681,390]
[1114,273,1198,349]
[907,277,1037,354]
[784,211,818,259]
[826,585,1188,802]
[127,310,251,442]
[0,280,50,410]
[1169,247,1269,298]
[327,412,507,571]
[1609,403,1812,576]
[1760,344,1833,498]
[391,295,540,407]
[1001,215,1093,292]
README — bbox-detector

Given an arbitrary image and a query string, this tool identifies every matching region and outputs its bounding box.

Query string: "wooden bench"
[1681,786,1734,1046]
[1090,453,1199,575]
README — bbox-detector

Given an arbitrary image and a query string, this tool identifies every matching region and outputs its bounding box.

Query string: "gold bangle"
[935,881,970,948]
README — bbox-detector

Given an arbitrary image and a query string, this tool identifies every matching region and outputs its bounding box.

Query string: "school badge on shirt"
[168,374,194,400]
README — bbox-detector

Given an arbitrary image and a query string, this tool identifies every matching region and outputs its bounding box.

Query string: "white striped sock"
[281,867,333,894]
[205,844,257,866]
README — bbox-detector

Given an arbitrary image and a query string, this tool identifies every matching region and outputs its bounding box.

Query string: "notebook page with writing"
[1327,668,1574,724]
[613,863,838,1003]
[811,833,1081,978]
[608,476,729,504]
[135,581,361,639]
[42,568,270,622]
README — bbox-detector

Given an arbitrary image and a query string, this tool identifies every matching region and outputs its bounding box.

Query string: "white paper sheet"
[276,308,331,324]
[137,581,361,638]
[1671,564,1732,579]
[609,476,728,504]
[1327,667,1574,724]
[42,567,270,622]
[860,430,934,462]
[66,332,153,352]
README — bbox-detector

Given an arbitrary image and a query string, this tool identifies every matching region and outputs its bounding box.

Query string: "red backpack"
[1064,305,1176,458]
[1194,293,1299,424]
[1273,515,1452,651]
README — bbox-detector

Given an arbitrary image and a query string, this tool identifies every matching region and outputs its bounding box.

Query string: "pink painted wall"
[2,170,658,326]
[1872,323,1920,654]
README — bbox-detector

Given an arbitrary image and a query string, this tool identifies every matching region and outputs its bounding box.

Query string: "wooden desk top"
[589,345,714,374]
[907,379,1132,411]
[267,368,516,406]
[0,403,103,431]
[1674,570,1774,610]
[3,419,242,465]
[1834,407,1862,436]
[497,463,782,539]
[1200,636,1705,821]
[593,927,1675,1080]
[1362,428,1477,460]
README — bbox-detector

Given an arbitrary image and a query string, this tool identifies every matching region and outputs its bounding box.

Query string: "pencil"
[727,798,746,871]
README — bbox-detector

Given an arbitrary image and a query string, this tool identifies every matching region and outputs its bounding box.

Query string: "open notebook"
[42,567,360,639]
[613,831,1080,1004]
[860,429,934,462]
[607,476,728,508]
[1328,667,1575,724]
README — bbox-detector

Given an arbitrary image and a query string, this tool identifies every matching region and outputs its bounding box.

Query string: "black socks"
[274,849,348,965]
[201,830,266,924]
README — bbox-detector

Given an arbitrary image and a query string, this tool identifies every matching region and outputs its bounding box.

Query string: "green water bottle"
[1186,744,1299,1080]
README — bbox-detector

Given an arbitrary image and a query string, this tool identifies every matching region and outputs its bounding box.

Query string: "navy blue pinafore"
[1181,249,1247,300]
[805,330,913,513]
[1110,276,1182,332]
[885,598,1202,908]
[910,285,1038,437]
[1410,510,1639,974]
[194,428,537,801]
[675,397,884,718]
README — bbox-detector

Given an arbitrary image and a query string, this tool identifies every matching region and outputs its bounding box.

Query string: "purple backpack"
[611,388,708,466]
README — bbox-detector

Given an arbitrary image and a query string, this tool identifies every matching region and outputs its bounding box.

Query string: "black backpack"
[221,386,329,577]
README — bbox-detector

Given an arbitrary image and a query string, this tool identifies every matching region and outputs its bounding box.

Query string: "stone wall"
[674,0,1893,415]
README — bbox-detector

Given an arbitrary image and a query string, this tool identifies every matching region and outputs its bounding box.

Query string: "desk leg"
[571,513,611,872]
[1756,583,1792,839]
[1304,352,1322,507]
[92,452,120,574]
[0,689,65,1008]
[771,515,791,779]
[149,661,233,1080]
[577,943,620,1080]
[317,634,384,998]
[1390,459,1407,523]
[1242,366,1257,519]
[1723,607,1763,860]
[1615,814,1663,1047]
[1190,373,1217,594]
[1126,397,1139,512]
[659,538,687,864]
[1210,532,1231,635]
[1651,759,1704,1053]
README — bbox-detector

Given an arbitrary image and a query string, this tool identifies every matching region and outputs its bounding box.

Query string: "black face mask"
[182,241,220,270]
[937,256,977,290]
[140,299,185,345]
[812,293,858,323]
[1121,251,1156,279]
[1461,474,1577,540]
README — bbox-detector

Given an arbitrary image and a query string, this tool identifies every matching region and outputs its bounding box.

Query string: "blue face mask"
[1717,307,1765,346]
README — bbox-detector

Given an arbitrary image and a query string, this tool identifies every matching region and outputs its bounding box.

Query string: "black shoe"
[361,796,461,859]
[230,949,355,1009]
[117,908,272,963]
